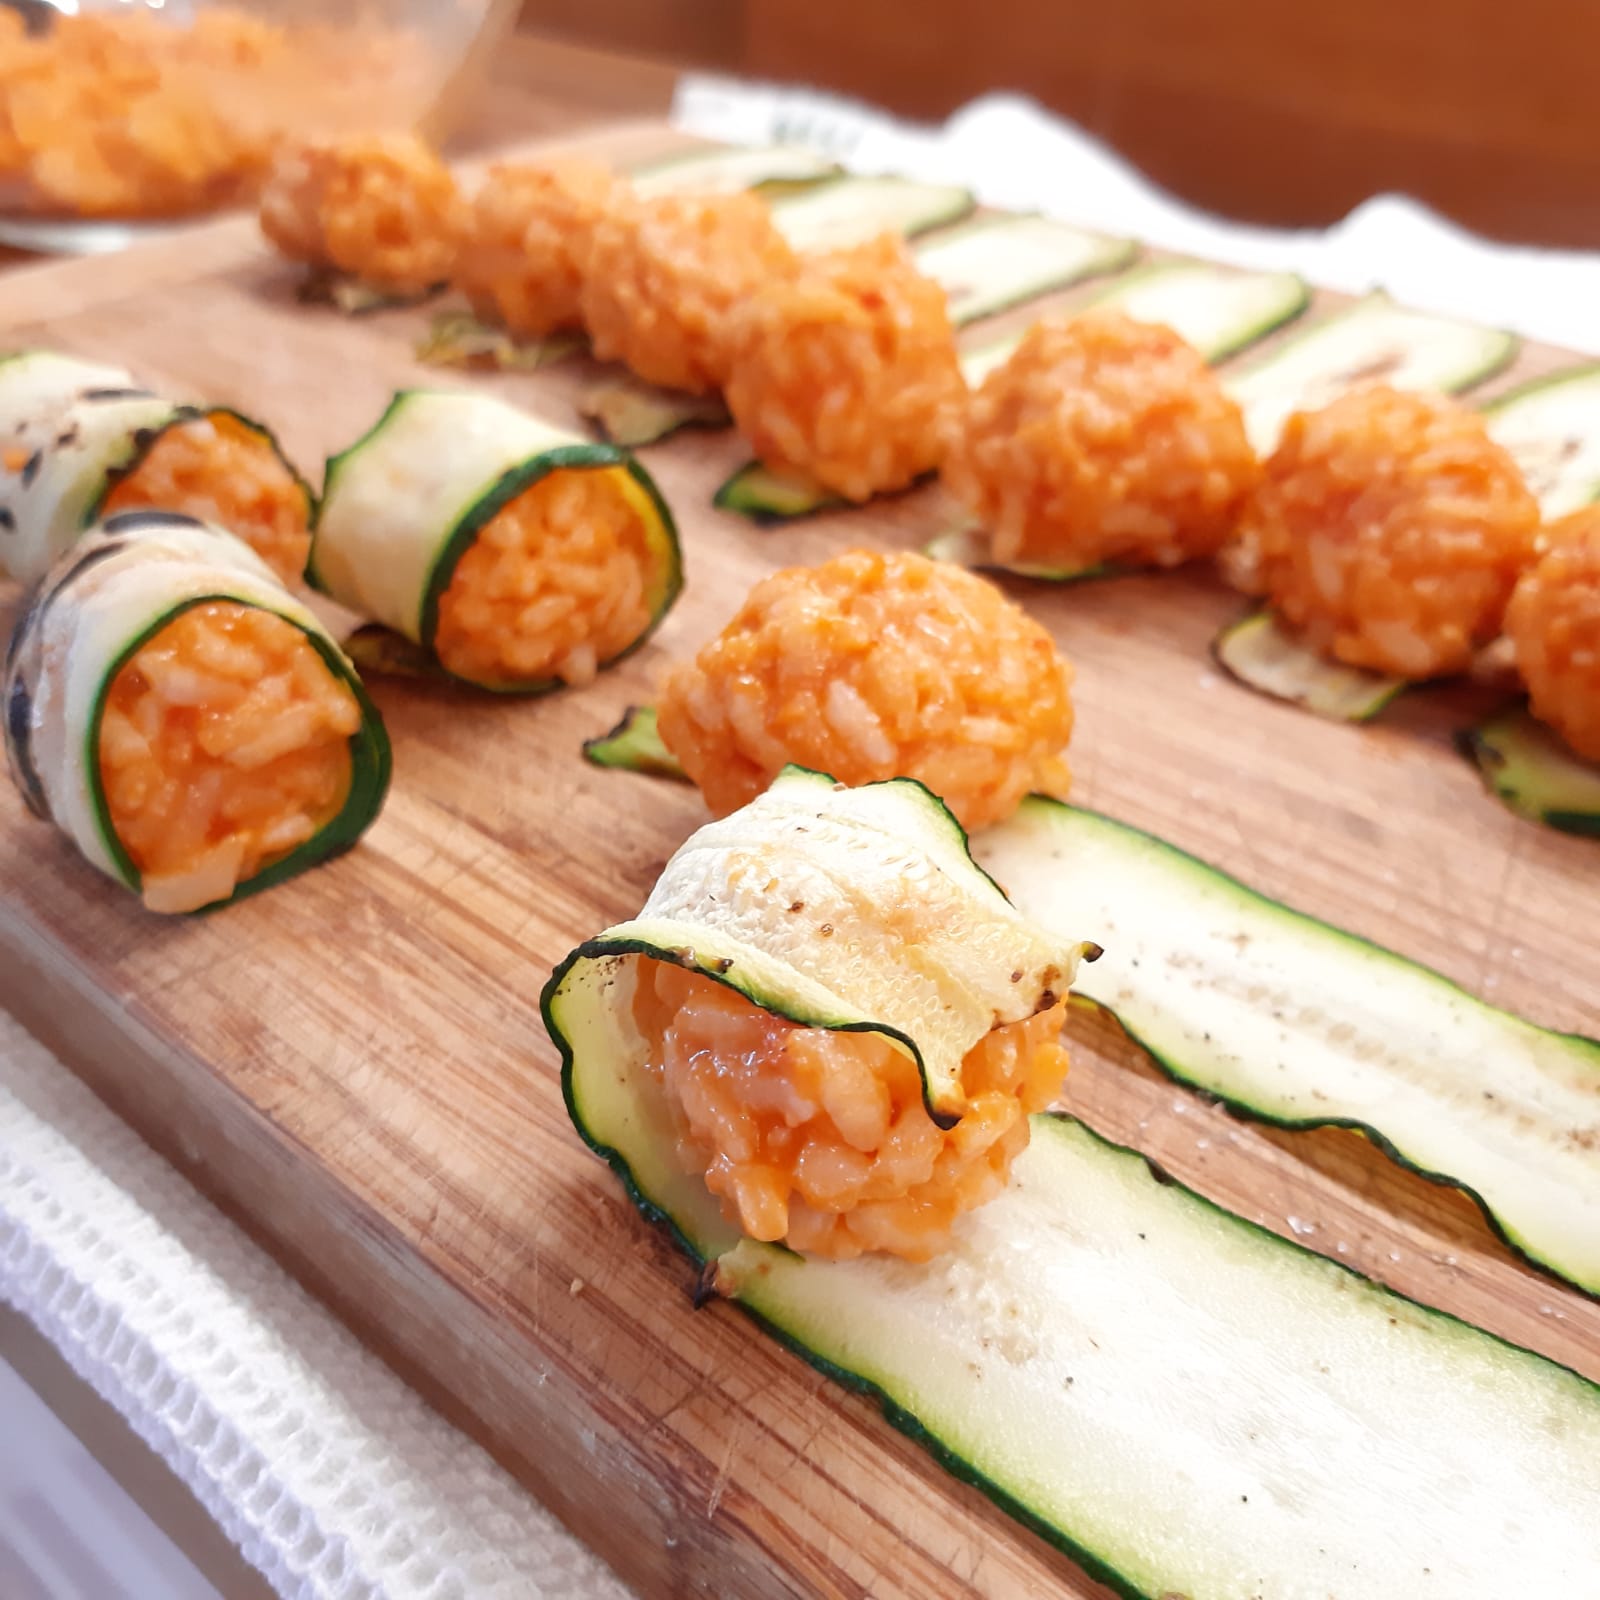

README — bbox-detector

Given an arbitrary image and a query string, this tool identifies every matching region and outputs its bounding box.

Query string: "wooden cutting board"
[2,121,1597,1600]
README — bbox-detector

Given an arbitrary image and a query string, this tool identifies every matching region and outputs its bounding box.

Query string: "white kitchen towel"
[673,78,1600,356]
[0,1012,634,1600]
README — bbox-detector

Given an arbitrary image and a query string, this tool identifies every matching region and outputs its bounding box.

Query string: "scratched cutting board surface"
[1,120,1597,1600]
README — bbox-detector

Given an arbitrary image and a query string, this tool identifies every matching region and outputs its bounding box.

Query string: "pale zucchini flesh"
[581,705,688,778]
[1457,704,1600,837]
[1227,290,1518,454]
[973,799,1600,1295]
[629,143,840,199]
[768,174,975,252]
[1482,360,1600,518]
[1212,610,1406,722]
[921,523,1117,583]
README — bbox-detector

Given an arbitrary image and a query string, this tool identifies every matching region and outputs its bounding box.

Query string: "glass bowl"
[0,0,518,253]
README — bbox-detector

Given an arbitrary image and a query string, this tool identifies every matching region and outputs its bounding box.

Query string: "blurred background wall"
[519,0,1600,248]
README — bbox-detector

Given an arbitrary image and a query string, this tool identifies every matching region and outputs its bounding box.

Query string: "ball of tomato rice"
[580,190,797,394]
[942,309,1259,569]
[722,234,965,501]
[259,133,463,295]
[1230,385,1539,679]
[1505,506,1600,760]
[454,158,619,337]
[657,549,1074,831]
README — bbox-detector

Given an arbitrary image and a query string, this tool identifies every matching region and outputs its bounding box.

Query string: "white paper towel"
[0,1013,633,1600]
[673,77,1600,356]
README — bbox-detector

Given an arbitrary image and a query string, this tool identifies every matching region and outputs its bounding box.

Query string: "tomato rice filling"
[433,467,659,688]
[633,958,1072,1261]
[657,549,1074,832]
[99,601,359,913]
[101,411,311,587]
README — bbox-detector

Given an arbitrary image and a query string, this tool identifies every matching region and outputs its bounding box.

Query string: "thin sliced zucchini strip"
[414,312,585,374]
[973,798,1600,1295]
[1457,704,1600,837]
[719,261,1308,527]
[581,705,687,778]
[1482,361,1600,518]
[3,511,390,910]
[628,143,840,199]
[1212,610,1406,721]
[310,390,682,693]
[768,174,974,253]
[1228,290,1518,454]
[0,365,309,587]
[714,1116,1600,1600]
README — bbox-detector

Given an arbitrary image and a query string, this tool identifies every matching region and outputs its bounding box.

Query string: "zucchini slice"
[627,143,840,200]
[1482,361,1600,517]
[1228,290,1519,454]
[581,704,687,778]
[549,785,1600,1599]
[1457,704,1600,837]
[921,522,1117,583]
[768,174,975,253]
[718,261,1309,526]
[414,312,585,375]
[0,365,309,588]
[973,799,1600,1295]
[711,1116,1600,1600]
[296,269,443,315]
[1212,609,1407,721]
[4,511,390,911]
[310,390,682,693]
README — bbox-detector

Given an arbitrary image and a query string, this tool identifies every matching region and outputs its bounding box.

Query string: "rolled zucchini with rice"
[5,511,391,915]
[310,390,683,692]
[548,771,1600,1596]
[549,768,1095,1260]
[1,349,314,588]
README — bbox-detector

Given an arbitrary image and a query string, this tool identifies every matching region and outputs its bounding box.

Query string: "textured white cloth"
[673,78,1600,355]
[0,1013,633,1600]
[3,81,1596,1600]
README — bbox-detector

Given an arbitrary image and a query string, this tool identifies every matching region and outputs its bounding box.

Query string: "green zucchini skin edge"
[1454,706,1600,839]
[1209,610,1408,722]
[1479,358,1600,413]
[82,594,392,911]
[1038,799,1600,1295]
[581,704,688,778]
[86,406,318,578]
[314,397,685,695]
[714,465,935,526]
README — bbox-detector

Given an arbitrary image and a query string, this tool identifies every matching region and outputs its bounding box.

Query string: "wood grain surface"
[1,122,1597,1600]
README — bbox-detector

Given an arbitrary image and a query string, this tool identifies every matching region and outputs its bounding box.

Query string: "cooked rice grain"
[657,549,1074,830]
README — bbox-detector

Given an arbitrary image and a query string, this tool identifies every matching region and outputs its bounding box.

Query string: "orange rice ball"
[657,549,1074,831]
[722,234,965,501]
[1505,507,1600,761]
[454,158,620,337]
[942,309,1259,569]
[1231,386,1540,679]
[634,958,1072,1261]
[580,190,798,394]
[259,133,464,295]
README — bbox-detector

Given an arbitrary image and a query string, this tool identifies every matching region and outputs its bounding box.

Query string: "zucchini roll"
[547,768,1095,1261]
[311,390,683,691]
[5,511,390,914]
[0,351,314,588]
